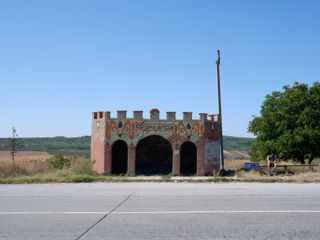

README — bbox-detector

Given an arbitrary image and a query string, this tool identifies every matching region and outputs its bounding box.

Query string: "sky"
[0,0,320,138]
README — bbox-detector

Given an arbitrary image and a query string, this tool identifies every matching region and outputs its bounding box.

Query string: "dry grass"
[0,151,50,177]
[224,156,320,183]
[0,151,50,162]
[236,159,320,182]
[1,151,319,183]
[237,170,320,183]
[0,151,92,178]
[224,159,248,171]
[224,150,250,160]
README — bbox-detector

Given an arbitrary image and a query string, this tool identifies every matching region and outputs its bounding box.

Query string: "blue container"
[244,162,259,171]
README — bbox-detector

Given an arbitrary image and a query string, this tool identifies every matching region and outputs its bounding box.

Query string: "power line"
[0,61,213,87]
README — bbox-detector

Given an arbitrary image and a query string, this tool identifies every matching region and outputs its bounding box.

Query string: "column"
[104,143,112,174]
[197,145,205,176]
[172,147,180,175]
[127,144,136,175]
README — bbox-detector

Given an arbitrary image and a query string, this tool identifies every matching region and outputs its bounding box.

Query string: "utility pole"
[216,50,224,170]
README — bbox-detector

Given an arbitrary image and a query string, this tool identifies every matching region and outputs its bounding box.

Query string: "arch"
[111,140,127,174]
[136,135,173,175]
[180,141,197,175]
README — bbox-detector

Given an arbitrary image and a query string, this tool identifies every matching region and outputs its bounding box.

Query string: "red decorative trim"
[121,120,135,139]
[106,120,119,139]
[150,108,160,113]
[177,122,188,136]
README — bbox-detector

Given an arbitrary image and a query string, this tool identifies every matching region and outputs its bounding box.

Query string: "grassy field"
[0,150,319,183]
[0,151,94,183]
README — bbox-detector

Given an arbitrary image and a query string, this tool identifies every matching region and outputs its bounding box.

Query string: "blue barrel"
[244,162,259,171]
[253,162,259,168]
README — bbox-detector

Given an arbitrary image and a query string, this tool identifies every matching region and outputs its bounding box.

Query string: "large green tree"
[248,82,320,164]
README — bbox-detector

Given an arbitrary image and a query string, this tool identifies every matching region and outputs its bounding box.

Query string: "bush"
[46,151,70,169]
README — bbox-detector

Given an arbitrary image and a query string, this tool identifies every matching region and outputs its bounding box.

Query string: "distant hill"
[0,136,91,157]
[223,136,253,152]
[0,135,253,157]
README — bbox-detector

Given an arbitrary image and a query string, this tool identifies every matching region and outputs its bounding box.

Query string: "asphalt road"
[0,182,320,240]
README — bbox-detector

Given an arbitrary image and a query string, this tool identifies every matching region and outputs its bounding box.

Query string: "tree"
[5,127,24,164]
[248,82,320,164]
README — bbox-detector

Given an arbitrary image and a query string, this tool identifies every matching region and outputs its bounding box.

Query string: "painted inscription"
[101,120,218,140]
[136,123,175,131]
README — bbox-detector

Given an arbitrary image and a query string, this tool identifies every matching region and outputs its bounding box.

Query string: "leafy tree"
[248,82,320,164]
[5,127,24,164]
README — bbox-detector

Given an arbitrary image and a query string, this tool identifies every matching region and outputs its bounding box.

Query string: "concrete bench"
[254,164,318,175]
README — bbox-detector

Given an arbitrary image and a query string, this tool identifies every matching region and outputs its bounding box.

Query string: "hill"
[0,135,252,157]
[0,136,91,157]
[223,136,253,152]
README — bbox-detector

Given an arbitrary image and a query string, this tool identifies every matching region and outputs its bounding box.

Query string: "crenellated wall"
[91,109,221,175]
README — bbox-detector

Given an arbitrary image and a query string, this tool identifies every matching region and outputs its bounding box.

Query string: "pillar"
[172,147,180,175]
[105,143,112,173]
[127,144,136,175]
[197,145,205,176]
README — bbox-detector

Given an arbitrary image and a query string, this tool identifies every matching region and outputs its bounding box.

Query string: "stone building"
[91,109,221,176]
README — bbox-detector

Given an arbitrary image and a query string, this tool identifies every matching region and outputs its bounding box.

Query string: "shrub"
[46,151,70,169]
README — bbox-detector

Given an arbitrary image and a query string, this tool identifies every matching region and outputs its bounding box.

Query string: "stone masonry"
[91,109,221,176]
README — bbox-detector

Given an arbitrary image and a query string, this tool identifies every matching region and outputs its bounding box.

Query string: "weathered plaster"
[91,109,221,175]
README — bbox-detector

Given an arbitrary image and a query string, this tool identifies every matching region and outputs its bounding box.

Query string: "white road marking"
[115,210,320,214]
[1,210,320,215]
[0,212,108,215]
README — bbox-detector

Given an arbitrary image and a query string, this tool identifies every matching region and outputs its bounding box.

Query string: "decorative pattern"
[94,118,217,141]
[204,122,220,137]
[177,122,188,137]
[190,122,200,138]
[91,110,221,176]
[121,120,135,139]
[106,120,119,139]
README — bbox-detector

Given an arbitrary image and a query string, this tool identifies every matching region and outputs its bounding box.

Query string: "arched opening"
[112,140,127,174]
[136,135,172,175]
[180,142,197,175]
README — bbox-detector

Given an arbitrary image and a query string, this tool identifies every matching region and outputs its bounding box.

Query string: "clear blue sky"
[1,0,319,138]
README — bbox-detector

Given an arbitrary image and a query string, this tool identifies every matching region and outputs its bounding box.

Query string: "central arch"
[135,135,173,175]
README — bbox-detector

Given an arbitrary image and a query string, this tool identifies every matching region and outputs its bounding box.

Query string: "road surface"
[0,182,320,239]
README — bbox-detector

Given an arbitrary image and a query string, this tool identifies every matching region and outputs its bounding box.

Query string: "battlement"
[92,109,219,122]
[91,108,222,176]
